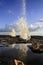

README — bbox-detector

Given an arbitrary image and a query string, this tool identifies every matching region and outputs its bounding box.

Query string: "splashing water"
[10,28,16,37]
[15,17,30,40]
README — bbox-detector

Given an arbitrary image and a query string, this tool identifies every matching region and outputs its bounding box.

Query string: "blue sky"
[0,0,43,28]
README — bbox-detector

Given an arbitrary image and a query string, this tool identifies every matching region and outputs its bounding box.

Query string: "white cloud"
[30,24,34,28]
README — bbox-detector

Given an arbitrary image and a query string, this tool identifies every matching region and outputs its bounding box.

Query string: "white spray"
[15,17,30,40]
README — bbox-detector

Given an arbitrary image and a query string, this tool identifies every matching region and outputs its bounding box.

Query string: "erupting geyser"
[15,17,30,40]
[15,0,30,40]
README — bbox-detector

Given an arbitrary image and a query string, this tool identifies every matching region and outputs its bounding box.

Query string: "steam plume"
[22,0,26,19]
